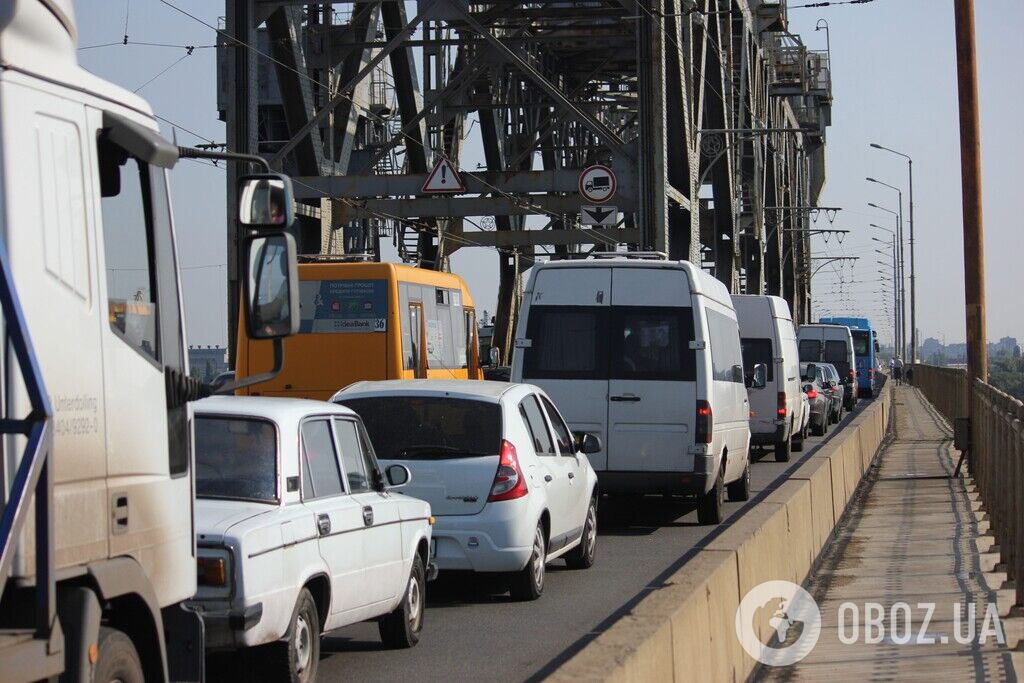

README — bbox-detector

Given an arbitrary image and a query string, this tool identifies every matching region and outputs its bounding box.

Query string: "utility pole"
[953,0,987,457]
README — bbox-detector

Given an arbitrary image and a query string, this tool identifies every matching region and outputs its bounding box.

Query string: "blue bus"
[819,317,877,397]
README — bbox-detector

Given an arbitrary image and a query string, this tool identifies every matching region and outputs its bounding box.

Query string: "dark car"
[799,362,831,436]
[816,362,845,424]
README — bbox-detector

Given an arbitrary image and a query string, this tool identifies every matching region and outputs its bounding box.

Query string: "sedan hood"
[195,498,276,543]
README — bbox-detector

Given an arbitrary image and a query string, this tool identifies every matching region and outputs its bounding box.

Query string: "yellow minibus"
[235,260,482,399]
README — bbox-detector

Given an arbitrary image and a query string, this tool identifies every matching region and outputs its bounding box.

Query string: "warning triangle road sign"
[422,157,466,193]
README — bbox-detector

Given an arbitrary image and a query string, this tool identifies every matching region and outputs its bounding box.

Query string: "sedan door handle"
[568,472,575,480]
[610,395,641,402]
[317,514,331,536]
[362,505,374,527]
[544,474,553,483]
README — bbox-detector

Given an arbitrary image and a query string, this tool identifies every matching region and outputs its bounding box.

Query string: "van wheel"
[265,588,320,683]
[509,521,546,601]
[380,554,425,648]
[726,458,750,502]
[775,436,791,463]
[565,496,598,569]
[792,422,805,452]
[697,464,725,525]
[813,416,826,436]
[93,627,144,683]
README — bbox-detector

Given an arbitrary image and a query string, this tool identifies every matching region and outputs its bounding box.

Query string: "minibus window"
[741,338,774,382]
[523,306,608,380]
[611,308,696,381]
[799,339,822,362]
[852,331,871,357]
[824,341,851,377]
[707,310,744,383]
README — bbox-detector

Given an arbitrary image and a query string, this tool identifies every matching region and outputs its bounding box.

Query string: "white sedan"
[333,380,601,601]
[188,397,434,682]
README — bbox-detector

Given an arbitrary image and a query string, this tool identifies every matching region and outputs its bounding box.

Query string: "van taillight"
[488,440,528,502]
[696,401,713,444]
[848,370,855,378]
[777,392,787,418]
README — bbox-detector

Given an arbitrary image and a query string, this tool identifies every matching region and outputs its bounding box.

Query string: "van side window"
[740,338,774,382]
[799,339,822,362]
[97,135,159,362]
[539,396,574,456]
[301,419,344,499]
[706,310,744,383]
[612,308,696,381]
[519,396,555,456]
[824,341,851,377]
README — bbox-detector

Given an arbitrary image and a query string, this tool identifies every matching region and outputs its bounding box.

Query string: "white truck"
[0,2,301,681]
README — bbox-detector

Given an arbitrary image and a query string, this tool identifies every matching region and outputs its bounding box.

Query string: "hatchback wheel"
[509,521,546,601]
[565,497,598,569]
[379,554,426,648]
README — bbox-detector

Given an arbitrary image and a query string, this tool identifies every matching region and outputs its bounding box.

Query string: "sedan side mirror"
[573,431,602,455]
[244,232,299,340]
[746,363,767,389]
[385,464,412,488]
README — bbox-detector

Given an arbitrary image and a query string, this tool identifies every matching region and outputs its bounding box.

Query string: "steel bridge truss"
[222,0,831,358]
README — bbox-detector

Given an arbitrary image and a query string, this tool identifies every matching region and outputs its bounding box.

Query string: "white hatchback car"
[188,397,434,682]
[333,380,601,601]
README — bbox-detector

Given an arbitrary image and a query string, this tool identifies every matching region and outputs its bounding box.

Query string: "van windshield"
[741,338,774,382]
[195,416,277,502]
[824,340,850,377]
[337,396,502,460]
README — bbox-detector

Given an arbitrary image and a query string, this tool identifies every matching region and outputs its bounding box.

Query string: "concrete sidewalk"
[760,386,1022,681]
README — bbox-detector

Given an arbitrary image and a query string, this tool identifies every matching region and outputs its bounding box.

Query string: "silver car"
[799,363,831,436]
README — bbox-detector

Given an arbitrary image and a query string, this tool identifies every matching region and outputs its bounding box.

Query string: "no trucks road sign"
[578,165,616,203]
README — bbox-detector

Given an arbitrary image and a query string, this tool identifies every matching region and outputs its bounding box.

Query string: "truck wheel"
[379,554,426,648]
[697,463,725,525]
[93,627,144,683]
[509,521,547,601]
[726,457,751,502]
[775,435,792,463]
[565,496,598,569]
[266,587,320,683]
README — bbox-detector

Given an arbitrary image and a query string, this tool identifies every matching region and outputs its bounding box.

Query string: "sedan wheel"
[509,522,547,601]
[264,588,319,683]
[380,554,426,648]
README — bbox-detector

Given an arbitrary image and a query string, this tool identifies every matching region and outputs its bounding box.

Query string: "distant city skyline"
[74,1,1023,348]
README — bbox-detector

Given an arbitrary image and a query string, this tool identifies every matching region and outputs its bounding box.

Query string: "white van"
[733,295,805,462]
[510,256,761,525]
[797,324,859,411]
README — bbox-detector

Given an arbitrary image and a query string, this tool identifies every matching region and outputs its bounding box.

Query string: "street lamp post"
[872,226,902,357]
[868,179,909,360]
[869,201,906,360]
[871,143,917,362]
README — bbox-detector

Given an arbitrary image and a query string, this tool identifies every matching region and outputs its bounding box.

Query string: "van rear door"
[607,268,696,473]
[520,267,611,470]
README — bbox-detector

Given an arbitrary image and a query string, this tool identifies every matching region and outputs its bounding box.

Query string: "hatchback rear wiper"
[397,445,490,458]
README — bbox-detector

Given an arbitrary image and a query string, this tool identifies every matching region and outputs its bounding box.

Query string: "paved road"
[312,398,876,682]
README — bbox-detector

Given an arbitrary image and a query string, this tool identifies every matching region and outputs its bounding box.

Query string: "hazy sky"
[74,0,1022,348]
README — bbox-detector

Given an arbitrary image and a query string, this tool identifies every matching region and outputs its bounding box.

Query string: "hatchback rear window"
[337,396,502,459]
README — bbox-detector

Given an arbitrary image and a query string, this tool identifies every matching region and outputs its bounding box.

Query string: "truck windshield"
[195,417,278,502]
[338,396,501,460]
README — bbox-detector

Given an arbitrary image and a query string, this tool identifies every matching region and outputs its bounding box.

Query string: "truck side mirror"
[239,174,295,228]
[244,233,299,340]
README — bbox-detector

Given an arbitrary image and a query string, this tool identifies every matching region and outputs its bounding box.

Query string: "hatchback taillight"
[488,440,528,502]
[696,400,713,444]
[806,388,818,399]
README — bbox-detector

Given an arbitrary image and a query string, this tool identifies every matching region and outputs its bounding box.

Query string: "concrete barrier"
[549,385,892,683]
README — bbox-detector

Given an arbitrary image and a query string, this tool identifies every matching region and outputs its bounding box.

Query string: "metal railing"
[912,364,1023,610]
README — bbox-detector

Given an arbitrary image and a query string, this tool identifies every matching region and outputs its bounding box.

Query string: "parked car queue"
[189,256,870,682]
